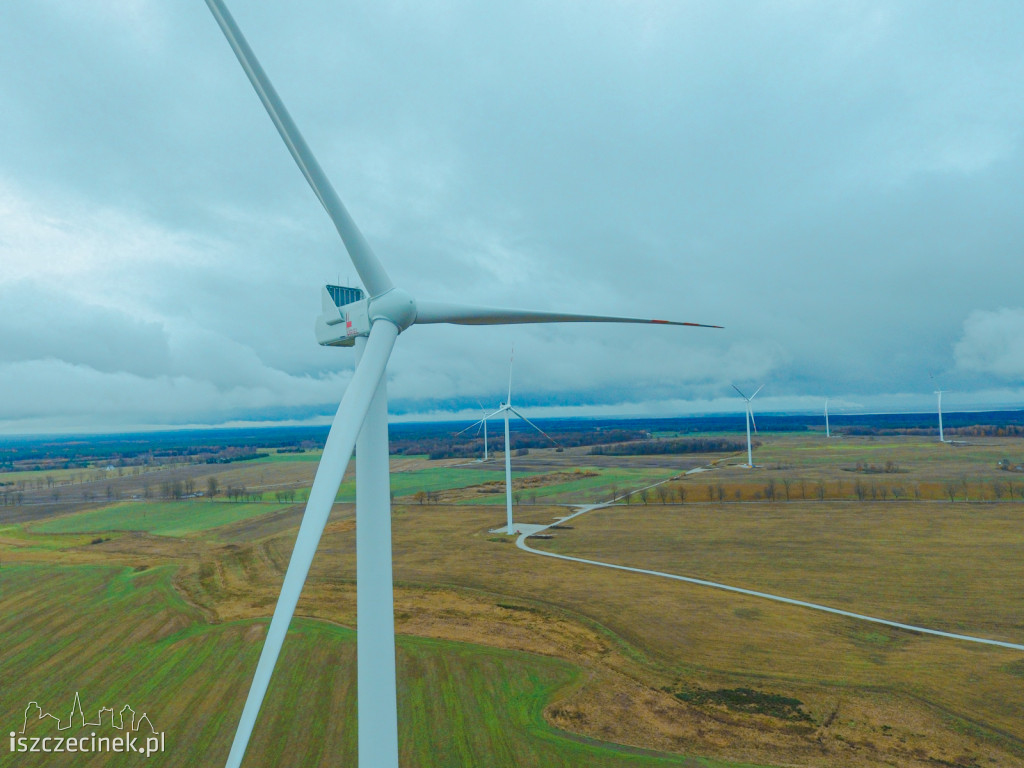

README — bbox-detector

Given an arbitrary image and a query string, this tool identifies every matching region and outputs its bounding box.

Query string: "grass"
[29,499,295,537]
[250,449,324,463]
[0,564,756,768]
[462,467,676,505]
[336,467,516,502]
[5,431,1024,767]
[521,499,1024,749]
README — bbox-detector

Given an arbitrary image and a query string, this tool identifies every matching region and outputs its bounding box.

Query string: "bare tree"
[764,479,776,502]
[816,481,826,501]
[945,482,957,502]
[798,478,807,499]
[207,476,219,500]
[639,488,650,505]
[676,485,687,504]
[656,485,669,504]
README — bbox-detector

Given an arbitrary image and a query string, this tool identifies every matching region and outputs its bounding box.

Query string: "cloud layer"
[2,2,1024,432]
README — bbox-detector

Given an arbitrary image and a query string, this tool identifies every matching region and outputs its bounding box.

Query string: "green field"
[5,431,1024,767]
[336,467,516,502]
[30,500,295,537]
[0,564,757,767]
[251,450,325,463]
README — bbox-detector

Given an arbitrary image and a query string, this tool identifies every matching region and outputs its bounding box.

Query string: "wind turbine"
[454,404,491,462]
[825,398,831,438]
[732,384,763,467]
[935,389,946,442]
[484,351,559,535]
[201,2,720,766]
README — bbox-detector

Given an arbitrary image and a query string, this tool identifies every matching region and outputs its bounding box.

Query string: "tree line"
[589,437,750,456]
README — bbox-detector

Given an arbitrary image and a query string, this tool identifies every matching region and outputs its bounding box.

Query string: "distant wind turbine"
[935,389,946,443]
[454,404,491,462]
[485,351,559,534]
[825,398,831,438]
[201,1,721,766]
[732,384,764,467]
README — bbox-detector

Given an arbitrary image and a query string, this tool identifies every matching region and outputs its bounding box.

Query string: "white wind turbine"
[825,398,831,438]
[935,389,946,442]
[201,2,720,766]
[483,351,559,535]
[732,384,763,467]
[454,404,492,462]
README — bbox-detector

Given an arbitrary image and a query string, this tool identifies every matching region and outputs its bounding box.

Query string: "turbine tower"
[483,351,559,534]
[825,398,830,438]
[732,384,763,467]
[201,2,720,766]
[935,389,945,443]
[479,407,489,461]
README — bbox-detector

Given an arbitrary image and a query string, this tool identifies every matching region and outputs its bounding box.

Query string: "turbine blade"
[224,320,398,768]
[731,384,748,400]
[203,0,393,297]
[414,300,722,328]
[508,406,560,447]
[750,407,758,434]
[750,384,764,400]
[454,418,485,437]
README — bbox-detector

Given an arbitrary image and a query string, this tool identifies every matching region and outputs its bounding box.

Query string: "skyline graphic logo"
[9,692,166,758]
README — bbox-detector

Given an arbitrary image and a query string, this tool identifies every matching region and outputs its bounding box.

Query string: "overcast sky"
[2,1,1023,434]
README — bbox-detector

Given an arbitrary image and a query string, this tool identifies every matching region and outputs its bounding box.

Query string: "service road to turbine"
[515,505,1024,653]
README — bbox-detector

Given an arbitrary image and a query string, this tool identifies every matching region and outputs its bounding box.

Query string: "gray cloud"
[955,308,1024,380]
[2,1,1024,432]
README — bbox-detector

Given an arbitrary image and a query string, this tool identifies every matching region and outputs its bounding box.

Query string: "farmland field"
[0,564,753,767]
[2,429,1023,767]
[30,500,296,537]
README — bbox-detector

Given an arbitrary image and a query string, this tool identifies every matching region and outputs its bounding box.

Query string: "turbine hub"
[368,288,417,332]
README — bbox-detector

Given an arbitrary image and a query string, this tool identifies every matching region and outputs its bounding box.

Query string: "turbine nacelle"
[316,285,418,346]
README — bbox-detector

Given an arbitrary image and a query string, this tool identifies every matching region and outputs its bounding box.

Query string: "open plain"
[2,428,1023,767]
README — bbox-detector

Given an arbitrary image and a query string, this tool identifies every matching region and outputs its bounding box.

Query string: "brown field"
[2,431,1023,766]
